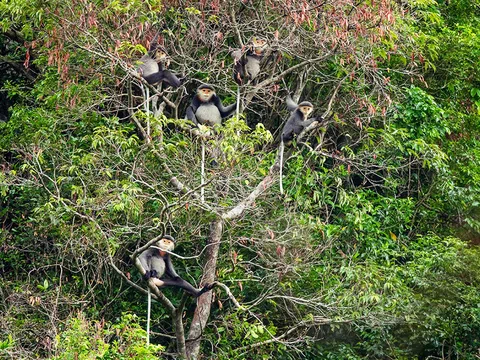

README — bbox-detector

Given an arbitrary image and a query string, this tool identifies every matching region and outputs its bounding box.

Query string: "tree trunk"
[186,218,223,359]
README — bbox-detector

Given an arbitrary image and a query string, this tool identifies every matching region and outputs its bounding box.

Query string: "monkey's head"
[157,235,175,252]
[298,101,314,119]
[197,84,216,102]
[154,48,168,63]
[251,36,267,55]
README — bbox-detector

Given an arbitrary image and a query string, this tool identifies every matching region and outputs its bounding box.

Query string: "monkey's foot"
[196,283,215,297]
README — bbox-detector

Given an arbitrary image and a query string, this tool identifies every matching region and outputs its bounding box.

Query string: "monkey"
[278,96,322,194]
[138,235,213,297]
[137,46,183,88]
[232,36,268,85]
[185,84,236,127]
[281,96,320,145]
[137,235,214,345]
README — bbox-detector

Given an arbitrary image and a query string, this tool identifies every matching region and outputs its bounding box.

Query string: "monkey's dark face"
[154,50,168,63]
[158,238,175,252]
[299,105,313,119]
[252,37,267,54]
[198,88,215,102]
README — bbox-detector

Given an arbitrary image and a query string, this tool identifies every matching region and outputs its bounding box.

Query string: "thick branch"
[222,169,277,220]
[186,219,223,358]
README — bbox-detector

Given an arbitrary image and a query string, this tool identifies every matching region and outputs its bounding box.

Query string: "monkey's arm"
[148,32,159,56]
[214,96,236,118]
[137,250,150,277]
[165,255,180,278]
[232,49,246,84]
[281,118,296,142]
[186,106,199,126]
[233,61,245,85]
[310,116,324,123]
[286,95,298,112]
[302,118,317,127]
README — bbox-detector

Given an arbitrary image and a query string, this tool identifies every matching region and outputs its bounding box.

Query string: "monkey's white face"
[155,50,168,63]
[157,238,175,252]
[299,105,313,119]
[198,88,215,102]
[252,37,267,54]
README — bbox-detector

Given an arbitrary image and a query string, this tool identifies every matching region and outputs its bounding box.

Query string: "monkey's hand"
[150,270,159,278]
[143,271,152,280]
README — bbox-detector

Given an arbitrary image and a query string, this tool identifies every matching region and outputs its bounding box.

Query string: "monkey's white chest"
[245,56,261,79]
[196,104,222,126]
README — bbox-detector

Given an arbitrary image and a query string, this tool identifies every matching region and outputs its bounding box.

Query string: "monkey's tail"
[201,139,205,204]
[145,87,151,141]
[279,140,284,195]
[236,86,240,119]
[146,287,151,345]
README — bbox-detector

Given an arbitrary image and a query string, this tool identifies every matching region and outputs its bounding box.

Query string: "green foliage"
[1,0,480,358]
[393,86,450,141]
[54,312,164,360]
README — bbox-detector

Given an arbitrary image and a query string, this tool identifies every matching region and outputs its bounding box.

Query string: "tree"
[2,0,480,359]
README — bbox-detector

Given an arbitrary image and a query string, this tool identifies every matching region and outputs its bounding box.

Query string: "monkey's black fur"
[186,85,236,126]
[137,40,184,88]
[138,235,212,297]
[142,63,183,88]
[281,98,319,144]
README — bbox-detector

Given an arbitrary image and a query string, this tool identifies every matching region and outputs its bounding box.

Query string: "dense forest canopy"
[1,0,480,359]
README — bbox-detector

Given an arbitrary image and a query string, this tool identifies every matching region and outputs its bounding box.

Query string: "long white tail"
[201,140,205,204]
[146,287,151,345]
[236,86,240,119]
[279,140,284,195]
[145,87,150,141]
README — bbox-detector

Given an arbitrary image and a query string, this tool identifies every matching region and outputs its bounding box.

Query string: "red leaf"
[23,49,30,68]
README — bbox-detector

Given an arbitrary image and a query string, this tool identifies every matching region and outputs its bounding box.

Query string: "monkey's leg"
[160,278,202,297]
[142,72,163,85]
[162,71,182,88]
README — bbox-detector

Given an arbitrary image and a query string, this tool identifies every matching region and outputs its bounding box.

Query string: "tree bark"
[186,218,223,359]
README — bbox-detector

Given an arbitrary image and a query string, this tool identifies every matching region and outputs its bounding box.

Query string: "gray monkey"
[138,235,213,297]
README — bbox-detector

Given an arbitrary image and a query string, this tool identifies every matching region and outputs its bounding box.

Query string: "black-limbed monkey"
[138,235,213,297]
[137,46,183,88]
[278,96,322,194]
[281,96,319,144]
[138,235,214,345]
[232,36,268,85]
[185,84,236,126]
